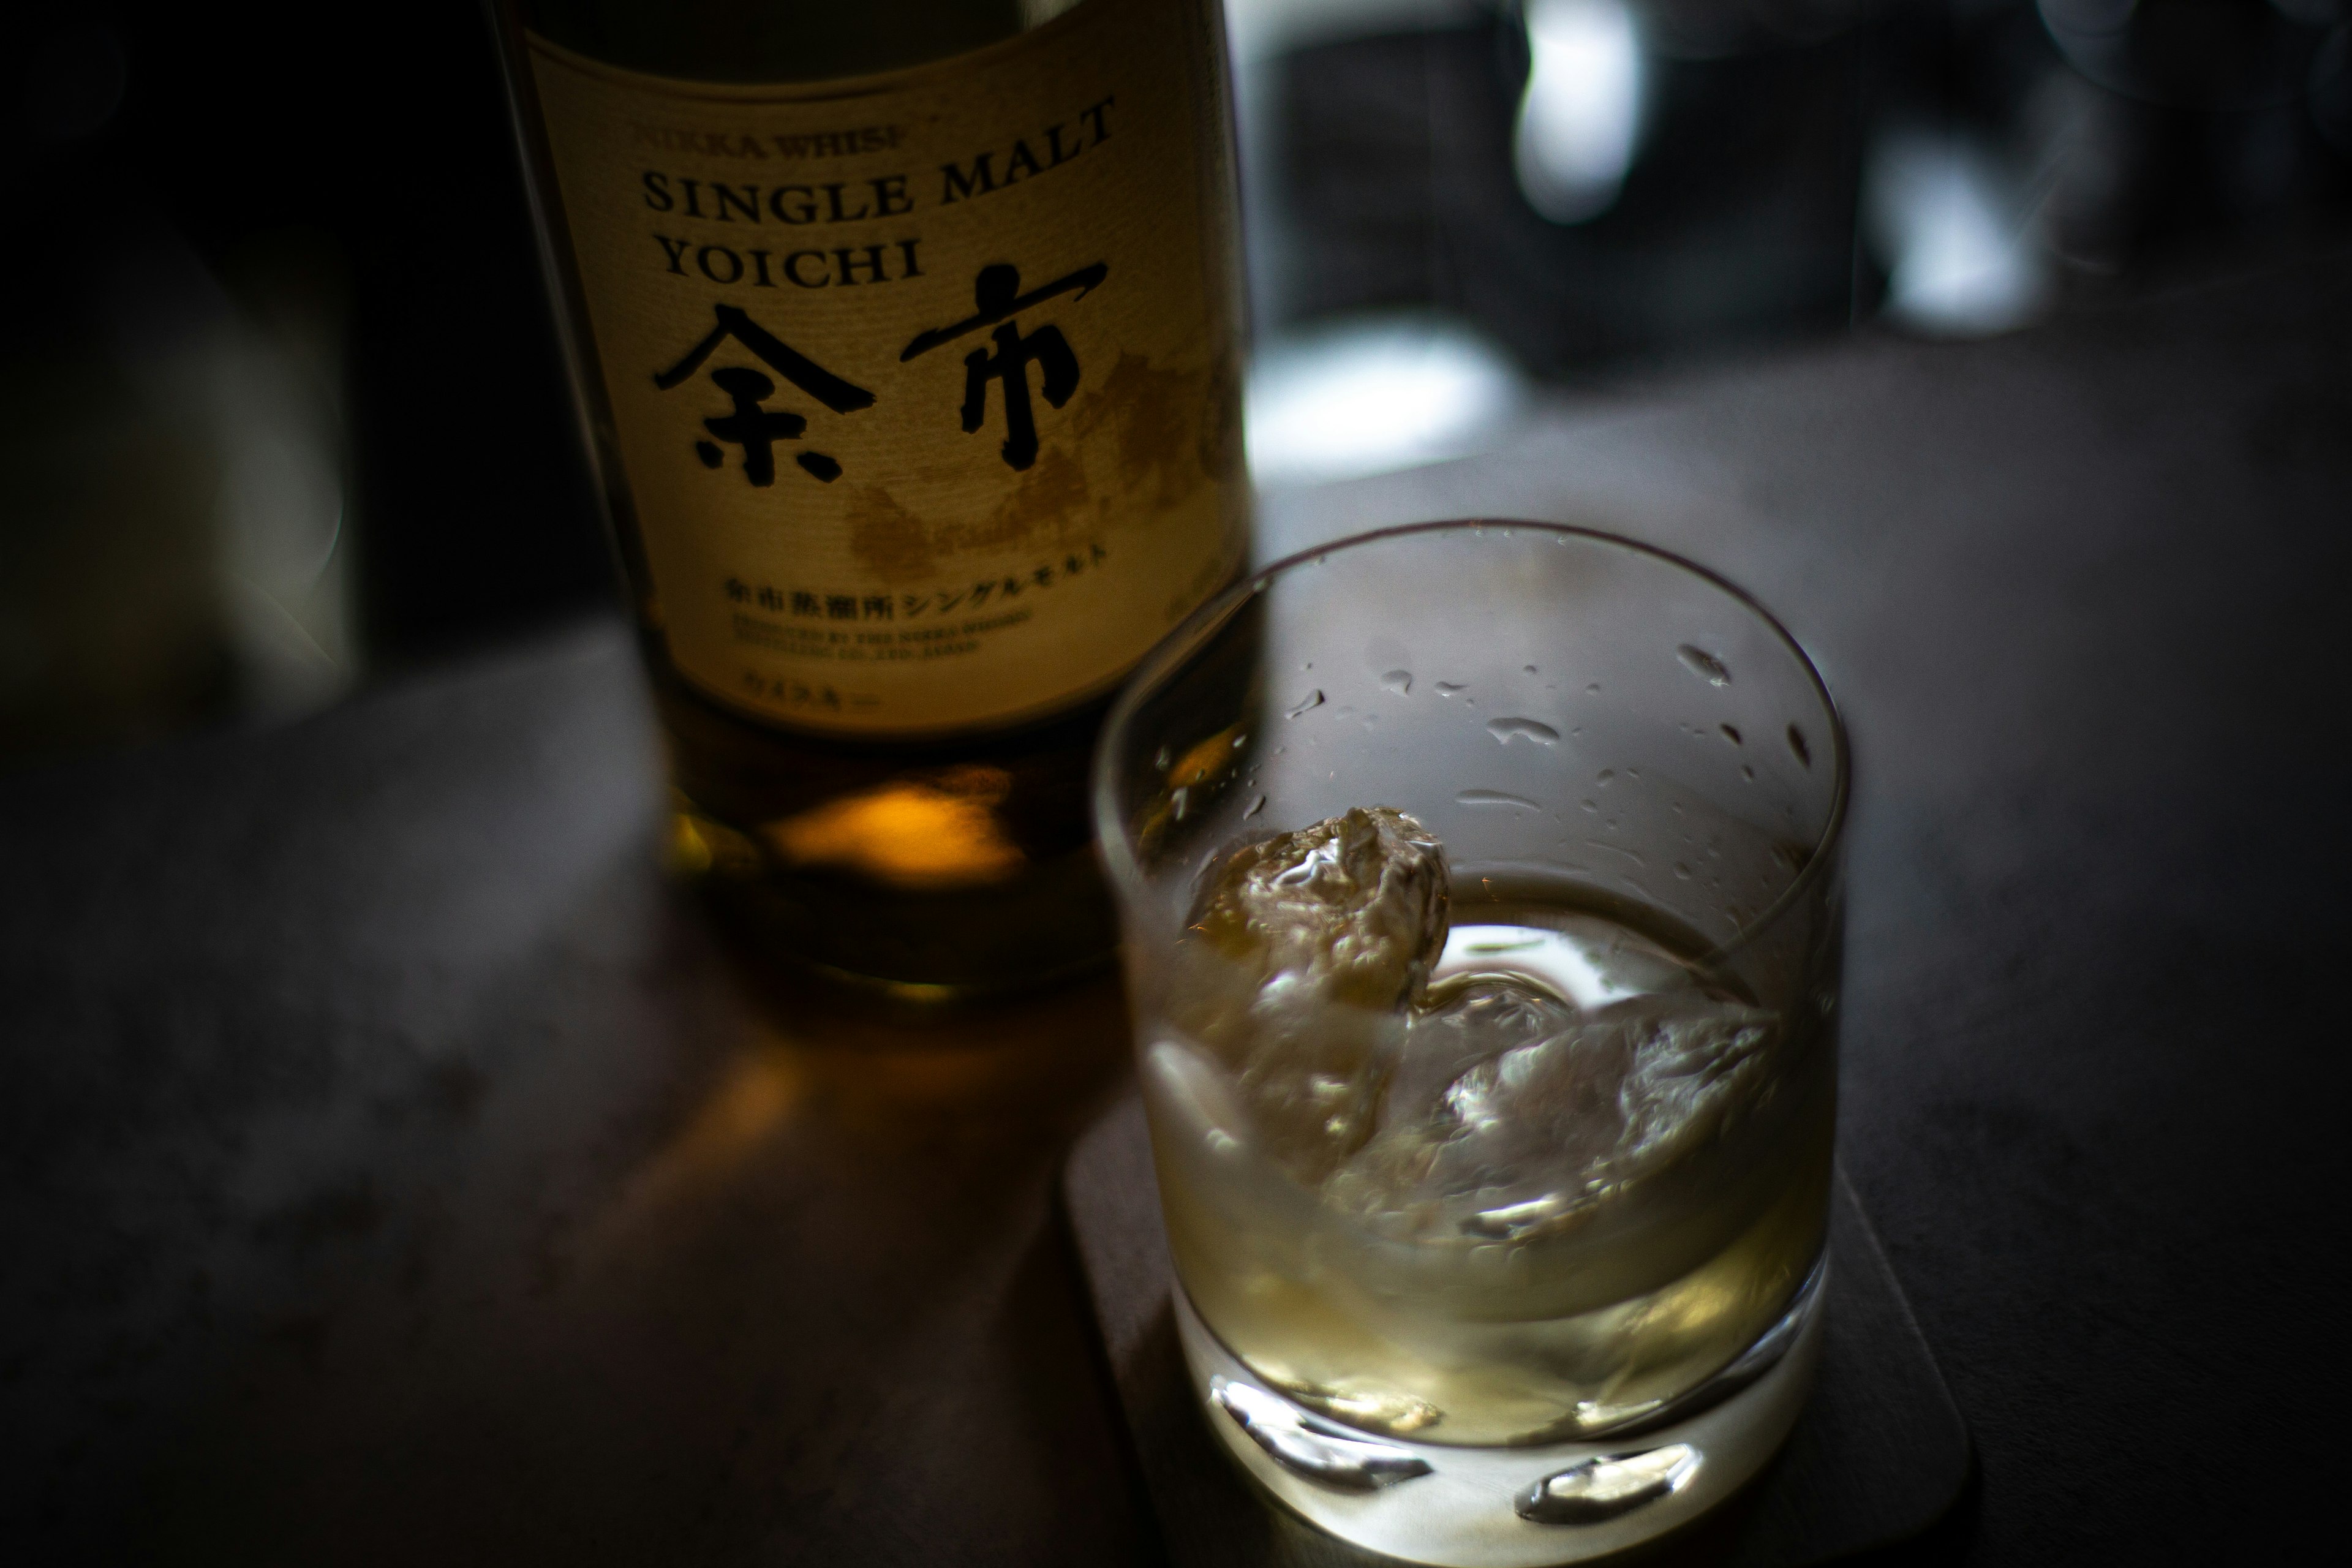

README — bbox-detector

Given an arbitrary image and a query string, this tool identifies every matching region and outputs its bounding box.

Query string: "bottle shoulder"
[515,0,1092,84]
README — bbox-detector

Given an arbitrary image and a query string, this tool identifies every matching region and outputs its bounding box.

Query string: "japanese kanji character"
[655,304,873,486]
[899,260,1108,471]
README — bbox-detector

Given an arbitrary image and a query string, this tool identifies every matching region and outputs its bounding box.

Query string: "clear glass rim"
[1091,519,1852,972]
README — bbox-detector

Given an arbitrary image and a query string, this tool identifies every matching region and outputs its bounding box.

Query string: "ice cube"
[1322,970,1581,1232]
[1171,807,1450,1182]
[1328,992,1777,1242]
[1607,996,1779,1179]
[1188,806,1450,1009]
[1388,972,1583,1124]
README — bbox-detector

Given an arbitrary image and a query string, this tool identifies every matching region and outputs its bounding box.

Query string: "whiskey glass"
[1093,521,1848,1566]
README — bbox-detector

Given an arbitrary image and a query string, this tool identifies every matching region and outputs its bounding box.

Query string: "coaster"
[1061,1096,1969,1568]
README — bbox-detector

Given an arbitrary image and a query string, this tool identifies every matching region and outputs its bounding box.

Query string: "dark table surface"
[5,252,2348,1566]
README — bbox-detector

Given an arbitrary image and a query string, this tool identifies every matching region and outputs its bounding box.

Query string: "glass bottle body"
[493,0,1251,992]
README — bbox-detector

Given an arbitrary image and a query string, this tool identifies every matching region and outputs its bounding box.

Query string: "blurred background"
[3,0,2346,768]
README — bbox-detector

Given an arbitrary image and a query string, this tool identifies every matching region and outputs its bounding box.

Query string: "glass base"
[1175,1259,1829,1567]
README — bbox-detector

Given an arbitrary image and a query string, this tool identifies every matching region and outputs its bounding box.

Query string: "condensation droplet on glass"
[1580,798,1598,812]
[1153,745,1172,769]
[1522,664,1539,675]
[1741,764,1756,782]
[1456,789,1542,810]
[1673,862,1693,880]
[1381,669,1413,696]
[1584,682,1601,695]
[1677,645,1732,686]
[1597,768,1615,786]
[1243,793,1267,818]
[1786,723,1811,766]
[1721,723,1743,745]
[1436,682,1468,698]
[1286,689,1325,718]
[1486,717,1560,746]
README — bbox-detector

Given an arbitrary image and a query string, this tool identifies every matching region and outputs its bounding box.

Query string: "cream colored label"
[528,0,1247,734]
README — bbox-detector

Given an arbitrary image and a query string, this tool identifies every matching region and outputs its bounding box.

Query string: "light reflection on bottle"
[764,766,1026,889]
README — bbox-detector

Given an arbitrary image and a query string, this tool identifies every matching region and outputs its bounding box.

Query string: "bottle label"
[526,0,1247,735]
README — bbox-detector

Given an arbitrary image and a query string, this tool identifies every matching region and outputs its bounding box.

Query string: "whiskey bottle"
[489,0,1251,993]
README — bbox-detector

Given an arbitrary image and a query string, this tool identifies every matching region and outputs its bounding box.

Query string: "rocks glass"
[1092,522,1849,1566]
